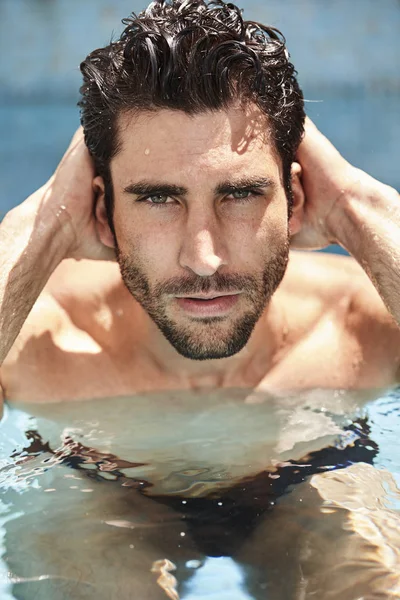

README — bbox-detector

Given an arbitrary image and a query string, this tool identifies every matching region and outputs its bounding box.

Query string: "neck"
[120,285,289,391]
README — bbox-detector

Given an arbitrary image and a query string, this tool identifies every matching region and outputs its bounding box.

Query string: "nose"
[178,211,228,277]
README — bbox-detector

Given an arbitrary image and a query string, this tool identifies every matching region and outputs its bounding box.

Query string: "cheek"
[259,197,289,243]
[232,200,288,263]
[116,218,177,277]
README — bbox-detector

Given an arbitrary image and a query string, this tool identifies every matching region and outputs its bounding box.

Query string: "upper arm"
[0,370,4,418]
[348,280,400,383]
[1,292,65,401]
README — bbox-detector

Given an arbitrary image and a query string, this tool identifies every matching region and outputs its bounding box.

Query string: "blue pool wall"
[0,0,399,252]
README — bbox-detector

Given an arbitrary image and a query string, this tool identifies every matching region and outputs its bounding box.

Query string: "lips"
[176,292,240,300]
[185,295,228,300]
[175,293,241,316]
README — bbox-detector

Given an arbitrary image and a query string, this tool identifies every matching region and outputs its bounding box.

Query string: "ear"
[288,162,305,237]
[93,176,116,249]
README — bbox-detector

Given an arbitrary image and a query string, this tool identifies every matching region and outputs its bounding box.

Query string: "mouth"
[174,292,241,316]
[175,292,241,300]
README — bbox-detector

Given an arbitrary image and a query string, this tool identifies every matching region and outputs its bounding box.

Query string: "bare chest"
[3,311,394,403]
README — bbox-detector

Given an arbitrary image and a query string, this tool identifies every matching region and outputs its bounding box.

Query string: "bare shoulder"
[285,250,372,298]
[285,250,400,342]
[1,289,66,383]
[44,258,122,302]
[2,259,121,370]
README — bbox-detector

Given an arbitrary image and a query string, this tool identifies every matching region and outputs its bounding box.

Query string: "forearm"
[0,182,72,364]
[328,171,400,324]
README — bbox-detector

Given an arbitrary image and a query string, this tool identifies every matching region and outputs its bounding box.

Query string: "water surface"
[1,387,400,599]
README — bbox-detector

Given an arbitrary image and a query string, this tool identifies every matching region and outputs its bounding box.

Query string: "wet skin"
[2,107,400,598]
[3,107,400,399]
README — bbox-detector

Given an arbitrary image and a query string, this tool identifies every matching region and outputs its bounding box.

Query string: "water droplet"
[186,560,202,569]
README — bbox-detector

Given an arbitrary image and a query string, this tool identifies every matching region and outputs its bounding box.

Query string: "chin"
[172,341,247,361]
[156,315,258,361]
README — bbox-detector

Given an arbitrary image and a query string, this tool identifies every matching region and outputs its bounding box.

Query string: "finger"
[57,128,94,177]
[72,244,116,262]
[297,117,342,164]
[70,126,85,146]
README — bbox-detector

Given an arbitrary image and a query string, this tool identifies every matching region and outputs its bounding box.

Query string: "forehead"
[112,105,281,182]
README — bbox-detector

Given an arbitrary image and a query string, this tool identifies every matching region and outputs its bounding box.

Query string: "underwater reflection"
[181,557,254,600]
[1,387,400,599]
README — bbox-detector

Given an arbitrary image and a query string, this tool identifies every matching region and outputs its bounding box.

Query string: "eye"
[228,189,262,202]
[137,194,174,206]
[147,194,170,204]
[231,190,252,200]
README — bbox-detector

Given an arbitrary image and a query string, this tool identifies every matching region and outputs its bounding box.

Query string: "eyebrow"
[123,182,187,196]
[216,177,275,195]
[123,177,275,197]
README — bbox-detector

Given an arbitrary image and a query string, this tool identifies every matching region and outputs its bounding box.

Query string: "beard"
[116,239,289,361]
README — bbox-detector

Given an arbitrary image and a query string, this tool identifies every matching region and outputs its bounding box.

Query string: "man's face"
[108,105,290,360]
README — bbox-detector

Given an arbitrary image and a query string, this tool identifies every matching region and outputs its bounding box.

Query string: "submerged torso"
[2,249,398,495]
[3,387,397,600]
[7,386,380,499]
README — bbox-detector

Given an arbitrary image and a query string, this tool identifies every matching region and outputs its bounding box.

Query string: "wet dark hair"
[79,0,305,231]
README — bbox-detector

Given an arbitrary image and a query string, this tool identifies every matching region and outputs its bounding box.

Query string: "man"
[1,1,400,598]
[1,1,399,401]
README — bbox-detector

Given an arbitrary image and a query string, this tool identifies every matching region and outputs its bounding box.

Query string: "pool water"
[0,386,399,599]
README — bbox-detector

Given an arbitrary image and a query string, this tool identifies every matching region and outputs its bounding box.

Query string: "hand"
[291,117,359,250]
[41,128,115,261]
